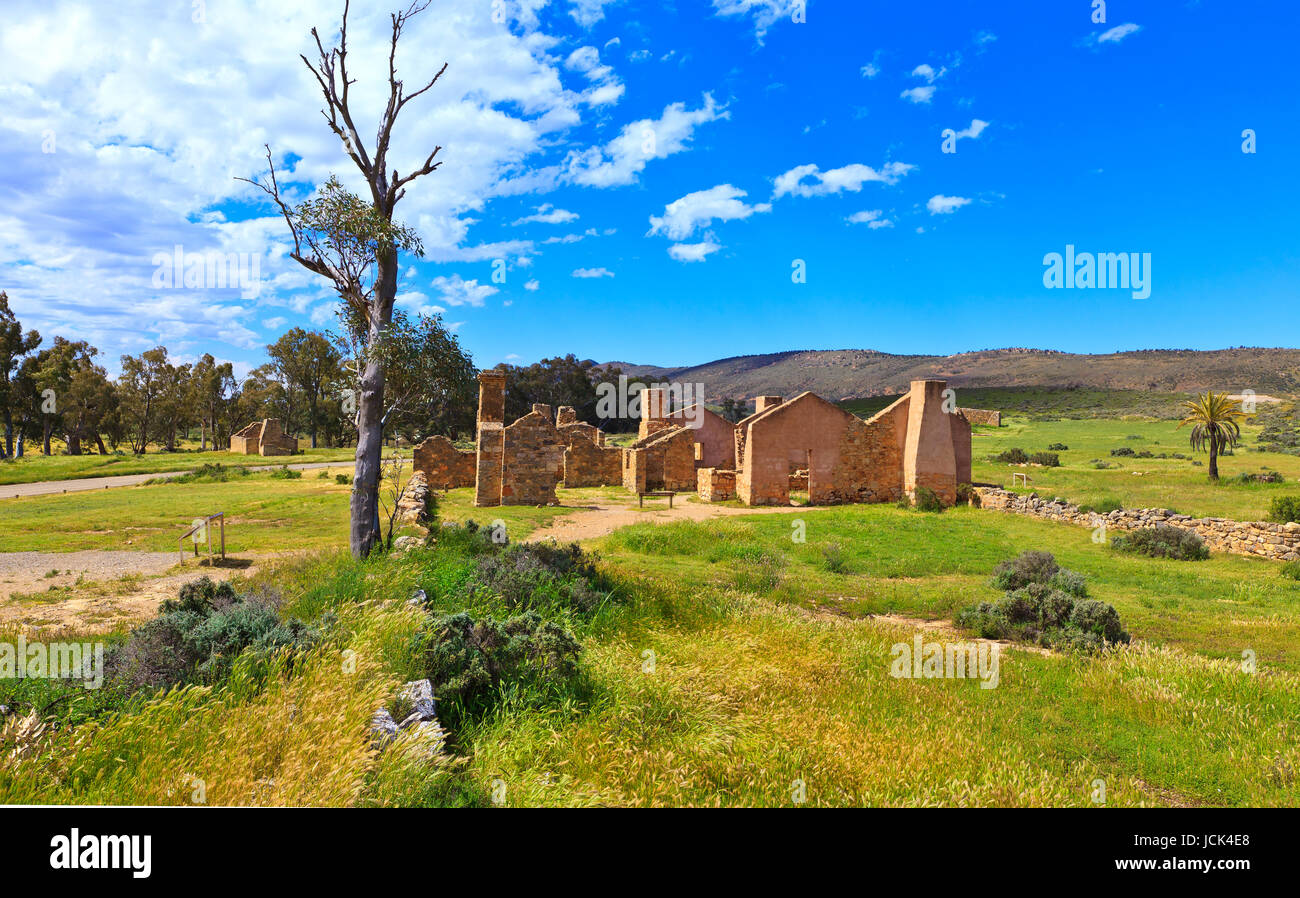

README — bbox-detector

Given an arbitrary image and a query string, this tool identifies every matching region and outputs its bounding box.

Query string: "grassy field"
[969,415,1300,520]
[8,502,1296,807]
[0,479,593,555]
[0,446,361,485]
[841,386,1198,420]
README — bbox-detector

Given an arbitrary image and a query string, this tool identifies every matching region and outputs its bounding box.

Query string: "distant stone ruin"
[229,419,298,456]
[430,372,974,509]
[957,407,1001,427]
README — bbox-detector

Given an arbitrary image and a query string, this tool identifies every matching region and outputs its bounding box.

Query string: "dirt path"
[0,461,361,500]
[526,498,836,543]
[0,550,272,631]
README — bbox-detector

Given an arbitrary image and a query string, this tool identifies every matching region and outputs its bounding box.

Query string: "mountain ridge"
[599,347,1300,400]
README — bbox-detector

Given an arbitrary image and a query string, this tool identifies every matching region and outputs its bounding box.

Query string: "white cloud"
[0,0,595,368]
[949,119,990,142]
[262,316,288,331]
[524,279,540,291]
[431,274,499,307]
[572,267,615,278]
[1097,23,1141,44]
[648,184,771,240]
[569,0,620,29]
[564,94,728,187]
[926,194,971,215]
[773,161,914,199]
[911,63,946,84]
[860,62,880,78]
[846,210,893,229]
[513,204,579,226]
[668,239,722,262]
[564,45,624,107]
[712,1,803,41]
[900,85,936,104]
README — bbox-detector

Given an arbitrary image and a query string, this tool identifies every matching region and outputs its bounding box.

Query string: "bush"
[1028,452,1060,467]
[993,447,1029,464]
[1046,443,1069,451]
[108,580,318,689]
[912,486,945,513]
[335,473,353,485]
[1267,496,1300,524]
[959,553,1125,652]
[1110,526,1209,561]
[151,463,250,485]
[269,466,302,480]
[1281,561,1300,582]
[990,550,1060,591]
[469,542,611,615]
[1110,447,1136,457]
[955,482,981,507]
[421,611,581,728]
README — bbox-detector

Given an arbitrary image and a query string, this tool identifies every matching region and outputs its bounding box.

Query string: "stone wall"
[413,435,475,490]
[622,447,647,494]
[974,487,1300,562]
[957,407,1001,427]
[698,467,736,501]
[563,436,622,487]
[229,419,297,456]
[473,371,506,507]
[501,409,565,505]
[631,426,697,491]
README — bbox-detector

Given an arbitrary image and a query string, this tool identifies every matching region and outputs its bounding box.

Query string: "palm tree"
[1178,391,1246,481]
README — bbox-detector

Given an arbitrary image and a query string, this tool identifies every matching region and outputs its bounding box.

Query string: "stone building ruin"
[415,371,977,510]
[229,418,298,456]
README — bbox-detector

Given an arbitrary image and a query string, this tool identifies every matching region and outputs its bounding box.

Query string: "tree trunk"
[200,420,207,451]
[3,413,12,458]
[96,434,108,455]
[42,418,52,455]
[349,248,398,559]
[1208,432,1219,481]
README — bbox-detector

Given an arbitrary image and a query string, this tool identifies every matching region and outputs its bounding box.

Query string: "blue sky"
[1,0,1296,378]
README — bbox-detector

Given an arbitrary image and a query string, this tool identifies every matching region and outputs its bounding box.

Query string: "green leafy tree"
[118,347,174,455]
[268,328,345,448]
[1178,390,1247,481]
[190,354,237,450]
[0,291,42,459]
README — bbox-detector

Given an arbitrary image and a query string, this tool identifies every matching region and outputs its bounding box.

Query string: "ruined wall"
[630,426,697,491]
[229,421,260,455]
[974,488,1300,562]
[957,408,1001,427]
[563,436,622,488]
[662,404,737,468]
[501,409,565,505]
[474,372,506,507]
[903,380,958,504]
[951,412,973,485]
[737,392,908,506]
[413,435,476,490]
[622,448,647,494]
[697,467,736,501]
[258,419,298,456]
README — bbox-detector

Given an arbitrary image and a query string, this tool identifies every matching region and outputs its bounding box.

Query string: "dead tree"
[239,0,447,559]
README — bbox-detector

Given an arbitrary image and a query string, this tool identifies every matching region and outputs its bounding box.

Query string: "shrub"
[993,448,1029,464]
[1046,443,1069,451]
[1070,600,1129,643]
[335,473,353,485]
[954,602,1009,640]
[990,550,1060,591]
[912,486,945,513]
[108,581,318,689]
[1028,452,1060,467]
[1267,496,1300,524]
[955,482,981,507]
[821,542,848,573]
[269,466,302,480]
[1110,447,1136,457]
[421,611,581,728]
[1281,561,1300,581]
[151,463,251,485]
[1110,526,1209,561]
[1048,568,1088,598]
[469,542,611,615]
[1238,471,1285,484]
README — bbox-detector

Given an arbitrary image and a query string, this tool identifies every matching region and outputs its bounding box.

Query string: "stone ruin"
[229,418,298,456]
[416,371,977,510]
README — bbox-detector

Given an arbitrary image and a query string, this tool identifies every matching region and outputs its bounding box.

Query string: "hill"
[602,348,1300,401]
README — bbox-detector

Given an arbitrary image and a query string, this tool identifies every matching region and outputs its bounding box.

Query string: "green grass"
[968,415,1300,520]
[0,446,361,485]
[841,386,1197,420]
[7,501,1300,807]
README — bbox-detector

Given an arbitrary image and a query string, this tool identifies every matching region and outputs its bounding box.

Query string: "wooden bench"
[638,490,676,508]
